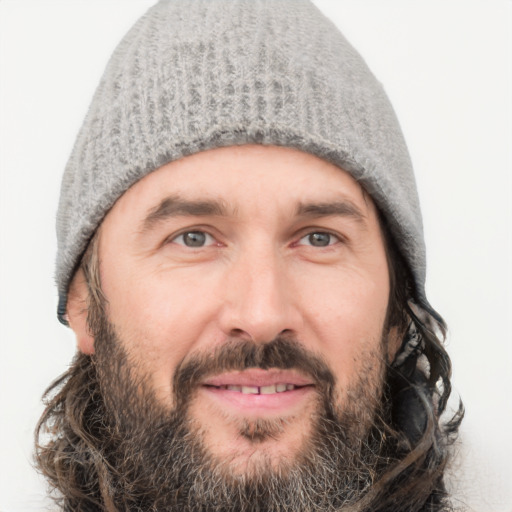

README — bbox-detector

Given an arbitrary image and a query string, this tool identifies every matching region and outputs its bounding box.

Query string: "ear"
[67,268,95,354]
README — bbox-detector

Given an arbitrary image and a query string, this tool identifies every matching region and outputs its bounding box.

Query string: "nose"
[218,246,302,343]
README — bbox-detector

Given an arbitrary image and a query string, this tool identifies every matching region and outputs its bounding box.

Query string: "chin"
[187,401,317,477]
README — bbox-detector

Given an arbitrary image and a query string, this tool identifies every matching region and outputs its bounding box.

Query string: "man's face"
[74,144,393,476]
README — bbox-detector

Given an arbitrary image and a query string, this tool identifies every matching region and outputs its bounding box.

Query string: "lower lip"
[200,385,315,415]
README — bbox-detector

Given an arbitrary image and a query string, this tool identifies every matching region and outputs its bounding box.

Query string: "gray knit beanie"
[56,0,428,324]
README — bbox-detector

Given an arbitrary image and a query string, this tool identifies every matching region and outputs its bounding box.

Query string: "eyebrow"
[142,195,232,231]
[296,200,367,224]
[141,195,367,233]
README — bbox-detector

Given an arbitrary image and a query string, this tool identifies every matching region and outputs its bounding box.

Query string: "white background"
[0,1,511,510]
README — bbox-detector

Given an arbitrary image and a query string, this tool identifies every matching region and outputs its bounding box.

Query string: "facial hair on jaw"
[91,307,390,512]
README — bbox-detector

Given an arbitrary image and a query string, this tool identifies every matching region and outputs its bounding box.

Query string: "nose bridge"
[220,240,299,342]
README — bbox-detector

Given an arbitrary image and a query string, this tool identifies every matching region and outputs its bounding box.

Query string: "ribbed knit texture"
[56,0,427,323]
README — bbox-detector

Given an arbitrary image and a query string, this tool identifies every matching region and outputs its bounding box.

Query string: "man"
[35,0,462,510]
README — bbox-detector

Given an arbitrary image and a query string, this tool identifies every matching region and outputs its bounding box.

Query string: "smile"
[200,369,316,415]
[205,383,305,394]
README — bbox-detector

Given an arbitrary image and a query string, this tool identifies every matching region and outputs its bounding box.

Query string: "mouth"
[204,383,306,394]
[200,369,316,416]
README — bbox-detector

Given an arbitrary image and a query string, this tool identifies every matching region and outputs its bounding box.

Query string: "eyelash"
[296,231,342,248]
[170,230,218,248]
[168,229,344,249]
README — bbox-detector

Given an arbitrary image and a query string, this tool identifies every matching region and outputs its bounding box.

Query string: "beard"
[84,303,394,512]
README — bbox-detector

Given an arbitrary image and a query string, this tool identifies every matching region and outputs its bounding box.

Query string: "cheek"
[102,265,225,401]
[298,264,389,391]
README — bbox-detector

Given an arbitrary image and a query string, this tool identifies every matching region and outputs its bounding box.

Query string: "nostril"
[229,328,247,338]
[227,328,295,343]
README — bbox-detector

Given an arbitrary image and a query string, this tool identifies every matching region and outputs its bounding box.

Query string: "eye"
[298,232,340,247]
[172,231,216,248]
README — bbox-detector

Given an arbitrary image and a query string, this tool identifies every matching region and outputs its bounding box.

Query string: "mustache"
[172,337,336,409]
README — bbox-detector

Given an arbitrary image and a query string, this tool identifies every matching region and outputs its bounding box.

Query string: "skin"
[68,144,395,474]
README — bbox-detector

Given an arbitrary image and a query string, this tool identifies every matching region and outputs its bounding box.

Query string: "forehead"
[107,145,374,224]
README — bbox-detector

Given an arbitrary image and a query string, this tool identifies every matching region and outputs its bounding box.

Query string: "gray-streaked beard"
[92,313,390,511]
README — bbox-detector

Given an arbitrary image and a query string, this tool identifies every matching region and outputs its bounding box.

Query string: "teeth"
[219,383,297,394]
[241,386,259,394]
[260,385,276,395]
